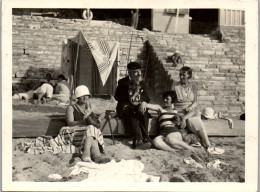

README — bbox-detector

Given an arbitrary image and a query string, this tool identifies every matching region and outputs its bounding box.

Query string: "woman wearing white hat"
[64,85,108,163]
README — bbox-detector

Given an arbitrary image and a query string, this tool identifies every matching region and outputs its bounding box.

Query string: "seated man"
[114,62,150,149]
[40,73,56,87]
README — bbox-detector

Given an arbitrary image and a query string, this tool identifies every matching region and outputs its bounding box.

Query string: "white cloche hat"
[202,107,216,119]
[75,85,91,98]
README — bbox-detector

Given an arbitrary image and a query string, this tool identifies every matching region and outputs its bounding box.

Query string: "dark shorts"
[160,126,181,136]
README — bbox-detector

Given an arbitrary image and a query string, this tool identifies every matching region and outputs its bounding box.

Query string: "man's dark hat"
[127,62,141,70]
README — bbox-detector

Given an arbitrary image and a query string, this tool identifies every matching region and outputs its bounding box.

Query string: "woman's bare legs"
[153,135,176,152]
[81,137,94,162]
[186,117,211,149]
[165,132,195,152]
[90,139,101,158]
[197,129,211,148]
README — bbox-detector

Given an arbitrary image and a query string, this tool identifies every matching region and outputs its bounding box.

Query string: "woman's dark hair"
[162,91,177,103]
[58,74,66,80]
[180,66,192,79]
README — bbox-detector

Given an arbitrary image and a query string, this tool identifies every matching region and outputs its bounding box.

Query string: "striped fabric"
[158,111,181,136]
[20,125,104,155]
[97,40,110,56]
[83,37,119,86]
[158,112,178,127]
[69,32,120,86]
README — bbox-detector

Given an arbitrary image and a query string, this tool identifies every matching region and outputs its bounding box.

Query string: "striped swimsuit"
[158,110,180,136]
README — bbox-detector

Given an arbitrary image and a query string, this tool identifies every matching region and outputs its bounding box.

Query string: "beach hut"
[61,31,120,95]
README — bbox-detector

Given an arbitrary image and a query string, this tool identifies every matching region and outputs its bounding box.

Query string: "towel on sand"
[67,159,160,182]
[19,125,104,154]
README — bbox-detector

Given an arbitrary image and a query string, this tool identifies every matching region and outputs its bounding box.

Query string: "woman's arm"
[146,103,165,113]
[66,105,86,126]
[186,83,198,111]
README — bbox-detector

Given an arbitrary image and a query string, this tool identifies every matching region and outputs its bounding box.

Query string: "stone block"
[238,96,245,102]
[215,51,225,55]
[198,95,215,101]
[212,100,229,105]
[200,50,215,55]
[228,106,242,112]
[197,100,212,106]
[212,105,228,112]
[211,76,226,81]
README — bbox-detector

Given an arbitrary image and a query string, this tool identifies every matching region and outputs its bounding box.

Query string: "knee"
[153,136,164,148]
[165,133,182,145]
[165,135,175,144]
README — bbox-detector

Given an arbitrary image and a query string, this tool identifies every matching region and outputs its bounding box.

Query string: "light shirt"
[34,83,54,98]
[55,80,70,95]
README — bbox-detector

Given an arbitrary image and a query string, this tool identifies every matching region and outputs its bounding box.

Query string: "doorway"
[189,9,219,34]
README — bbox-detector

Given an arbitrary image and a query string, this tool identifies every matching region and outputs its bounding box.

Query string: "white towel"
[69,159,160,182]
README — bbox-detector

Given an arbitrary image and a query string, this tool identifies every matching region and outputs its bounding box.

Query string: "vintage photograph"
[3,0,259,190]
[10,7,247,183]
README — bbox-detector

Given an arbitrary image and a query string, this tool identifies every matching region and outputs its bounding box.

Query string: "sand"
[13,136,245,182]
[12,97,245,182]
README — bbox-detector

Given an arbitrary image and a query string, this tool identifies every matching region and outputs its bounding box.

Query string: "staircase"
[146,32,245,117]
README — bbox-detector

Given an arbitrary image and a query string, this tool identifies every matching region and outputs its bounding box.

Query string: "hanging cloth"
[79,33,119,86]
[90,40,119,86]
[70,32,120,86]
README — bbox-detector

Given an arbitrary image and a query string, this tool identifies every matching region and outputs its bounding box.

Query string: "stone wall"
[12,15,245,116]
[12,15,148,92]
[146,27,245,117]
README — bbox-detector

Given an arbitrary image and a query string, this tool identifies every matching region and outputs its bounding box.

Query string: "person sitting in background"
[40,73,56,87]
[13,73,56,103]
[33,83,54,104]
[55,74,70,95]
[53,74,71,103]
[172,66,212,149]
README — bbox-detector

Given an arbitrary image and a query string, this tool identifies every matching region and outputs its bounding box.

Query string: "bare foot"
[81,156,93,162]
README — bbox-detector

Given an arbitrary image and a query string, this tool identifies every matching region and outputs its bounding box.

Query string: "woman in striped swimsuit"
[146,91,196,152]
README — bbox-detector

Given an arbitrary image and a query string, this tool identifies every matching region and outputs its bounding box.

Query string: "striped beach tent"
[61,31,120,96]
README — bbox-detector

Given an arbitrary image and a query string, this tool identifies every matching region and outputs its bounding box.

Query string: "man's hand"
[138,101,147,114]
[185,107,192,112]
[98,112,106,121]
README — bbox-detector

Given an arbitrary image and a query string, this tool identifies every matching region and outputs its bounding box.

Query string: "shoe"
[137,142,152,150]
[135,140,152,150]
[69,157,82,167]
[207,147,225,155]
[142,137,148,143]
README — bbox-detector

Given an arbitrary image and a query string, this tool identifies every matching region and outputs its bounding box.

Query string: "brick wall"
[146,28,245,117]
[12,15,148,92]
